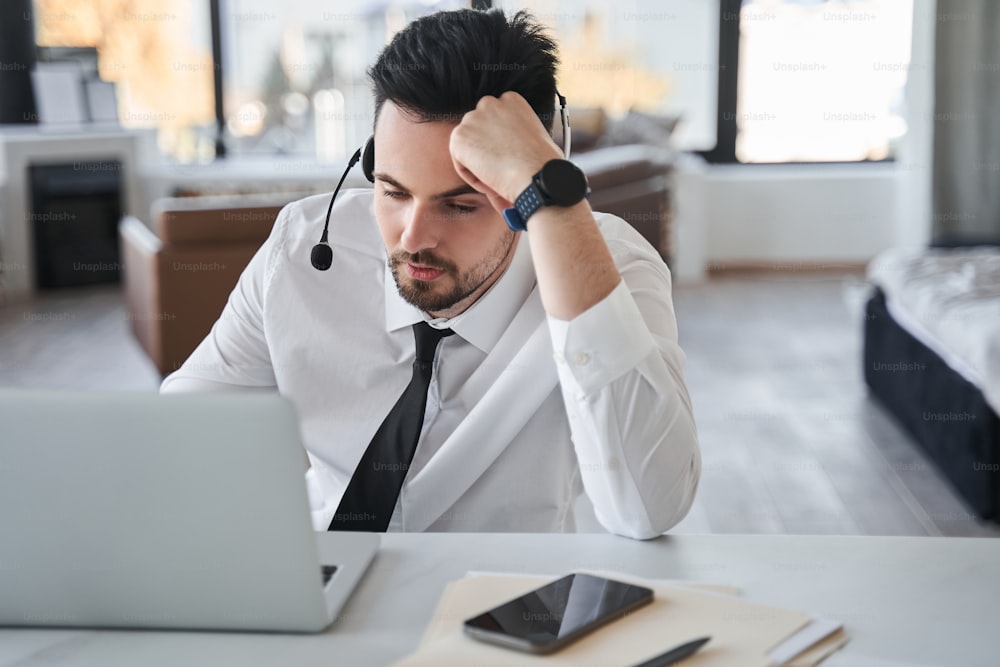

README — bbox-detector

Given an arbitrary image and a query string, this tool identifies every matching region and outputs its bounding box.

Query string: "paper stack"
[393,571,849,666]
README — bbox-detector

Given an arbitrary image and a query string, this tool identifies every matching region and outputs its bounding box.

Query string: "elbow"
[648,413,702,536]
[592,502,661,539]
[596,509,670,541]
[598,448,702,541]
[612,523,665,542]
[650,443,703,537]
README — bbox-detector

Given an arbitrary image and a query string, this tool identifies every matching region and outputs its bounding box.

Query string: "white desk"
[2,533,998,666]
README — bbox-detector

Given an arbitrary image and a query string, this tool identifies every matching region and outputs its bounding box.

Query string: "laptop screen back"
[0,390,332,632]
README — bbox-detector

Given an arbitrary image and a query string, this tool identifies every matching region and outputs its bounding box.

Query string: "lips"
[406,263,445,281]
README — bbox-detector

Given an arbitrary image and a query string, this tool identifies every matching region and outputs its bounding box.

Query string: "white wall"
[686,0,936,272]
[704,163,899,266]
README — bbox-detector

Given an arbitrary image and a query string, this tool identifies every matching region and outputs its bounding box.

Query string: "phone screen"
[463,573,653,653]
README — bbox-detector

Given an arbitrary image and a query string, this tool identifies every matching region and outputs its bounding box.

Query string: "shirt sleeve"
[546,244,701,540]
[159,206,288,394]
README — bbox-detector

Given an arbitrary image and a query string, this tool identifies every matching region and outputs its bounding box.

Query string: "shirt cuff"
[546,280,658,396]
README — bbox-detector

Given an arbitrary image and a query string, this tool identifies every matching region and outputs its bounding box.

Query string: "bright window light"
[736,0,914,163]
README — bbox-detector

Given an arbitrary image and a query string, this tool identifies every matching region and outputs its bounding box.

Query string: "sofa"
[120,193,298,375]
[575,143,674,260]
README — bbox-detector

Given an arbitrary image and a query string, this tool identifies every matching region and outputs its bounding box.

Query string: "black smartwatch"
[503,159,591,231]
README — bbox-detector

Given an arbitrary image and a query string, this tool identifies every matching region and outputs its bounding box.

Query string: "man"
[162,8,700,540]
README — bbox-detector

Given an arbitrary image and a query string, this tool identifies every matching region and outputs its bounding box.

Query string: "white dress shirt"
[161,188,700,540]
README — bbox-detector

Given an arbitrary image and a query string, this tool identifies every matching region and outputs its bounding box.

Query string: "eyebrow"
[373,172,483,200]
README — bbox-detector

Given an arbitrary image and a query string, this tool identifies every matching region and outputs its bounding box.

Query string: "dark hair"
[368,8,559,132]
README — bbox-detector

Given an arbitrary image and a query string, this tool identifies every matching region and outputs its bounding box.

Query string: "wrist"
[504,168,541,205]
[502,147,562,203]
[502,158,591,232]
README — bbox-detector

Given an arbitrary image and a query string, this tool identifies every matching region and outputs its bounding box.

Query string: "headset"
[310,91,571,271]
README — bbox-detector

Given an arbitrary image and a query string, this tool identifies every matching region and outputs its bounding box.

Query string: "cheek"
[373,199,402,247]
[442,225,478,258]
[455,226,505,265]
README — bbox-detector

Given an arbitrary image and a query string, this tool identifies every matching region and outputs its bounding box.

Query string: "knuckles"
[475,95,498,110]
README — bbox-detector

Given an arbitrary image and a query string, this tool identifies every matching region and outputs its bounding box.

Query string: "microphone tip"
[311,243,333,271]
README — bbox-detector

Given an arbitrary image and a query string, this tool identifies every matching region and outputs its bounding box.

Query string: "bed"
[864,247,1000,520]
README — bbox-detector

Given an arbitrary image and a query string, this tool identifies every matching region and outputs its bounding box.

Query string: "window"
[219,0,470,159]
[31,0,727,161]
[33,0,473,162]
[496,0,720,151]
[729,0,914,163]
[33,0,216,161]
[221,0,719,157]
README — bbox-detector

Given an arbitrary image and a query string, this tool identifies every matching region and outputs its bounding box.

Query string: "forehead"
[374,102,460,144]
[372,102,464,180]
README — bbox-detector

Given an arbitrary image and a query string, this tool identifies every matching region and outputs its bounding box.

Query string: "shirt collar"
[383,234,535,354]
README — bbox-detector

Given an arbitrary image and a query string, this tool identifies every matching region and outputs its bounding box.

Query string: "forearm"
[565,351,701,540]
[447,92,622,322]
[547,279,701,539]
[525,200,622,321]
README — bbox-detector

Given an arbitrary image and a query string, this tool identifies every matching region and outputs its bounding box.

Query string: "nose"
[399,200,442,255]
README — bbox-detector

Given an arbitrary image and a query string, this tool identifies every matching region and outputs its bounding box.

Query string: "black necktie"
[328,321,454,531]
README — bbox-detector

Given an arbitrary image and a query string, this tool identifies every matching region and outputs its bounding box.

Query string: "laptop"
[0,390,379,633]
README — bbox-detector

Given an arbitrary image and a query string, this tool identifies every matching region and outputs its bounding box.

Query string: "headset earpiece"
[362,136,375,183]
[555,89,570,159]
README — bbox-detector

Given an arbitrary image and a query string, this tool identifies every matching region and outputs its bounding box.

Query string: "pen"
[628,636,712,667]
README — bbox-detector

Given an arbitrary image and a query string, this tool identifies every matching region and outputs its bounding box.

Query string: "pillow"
[596,110,681,150]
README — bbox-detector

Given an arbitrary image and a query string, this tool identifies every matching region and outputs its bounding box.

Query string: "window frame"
[698,0,899,166]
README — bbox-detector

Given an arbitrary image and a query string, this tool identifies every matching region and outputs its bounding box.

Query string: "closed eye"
[381,188,479,215]
[447,202,477,214]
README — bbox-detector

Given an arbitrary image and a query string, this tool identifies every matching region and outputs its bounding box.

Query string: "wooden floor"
[2,273,998,538]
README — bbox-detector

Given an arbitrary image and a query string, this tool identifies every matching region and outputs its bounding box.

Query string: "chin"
[398,282,455,312]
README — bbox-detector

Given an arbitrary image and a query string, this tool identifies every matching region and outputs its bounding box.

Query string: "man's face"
[372,101,518,319]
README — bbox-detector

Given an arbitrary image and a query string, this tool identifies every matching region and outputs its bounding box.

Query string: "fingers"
[452,158,512,215]
[449,91,558,204]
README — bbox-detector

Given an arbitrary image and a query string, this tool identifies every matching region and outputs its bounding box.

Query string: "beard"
[388,231,516,313]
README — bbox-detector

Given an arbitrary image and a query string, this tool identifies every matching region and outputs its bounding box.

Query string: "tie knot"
[412,321,454,364]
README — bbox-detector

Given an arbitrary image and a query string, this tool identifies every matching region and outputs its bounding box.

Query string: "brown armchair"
[119,194,295,375]
[574,144,674,260]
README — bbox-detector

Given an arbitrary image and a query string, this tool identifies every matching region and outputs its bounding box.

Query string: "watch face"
[539,160,588,206]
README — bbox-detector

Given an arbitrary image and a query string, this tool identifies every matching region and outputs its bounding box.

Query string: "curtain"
[932,0,1000,243]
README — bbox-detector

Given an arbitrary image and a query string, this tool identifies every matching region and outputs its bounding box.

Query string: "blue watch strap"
[503,180,546,231]
[503,207,526,231]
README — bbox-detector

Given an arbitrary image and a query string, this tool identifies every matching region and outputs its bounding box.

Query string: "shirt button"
[574,352,591,366]
[554,352,566,364]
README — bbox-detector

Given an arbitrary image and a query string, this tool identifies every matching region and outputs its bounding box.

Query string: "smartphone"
[463,573,654,654]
